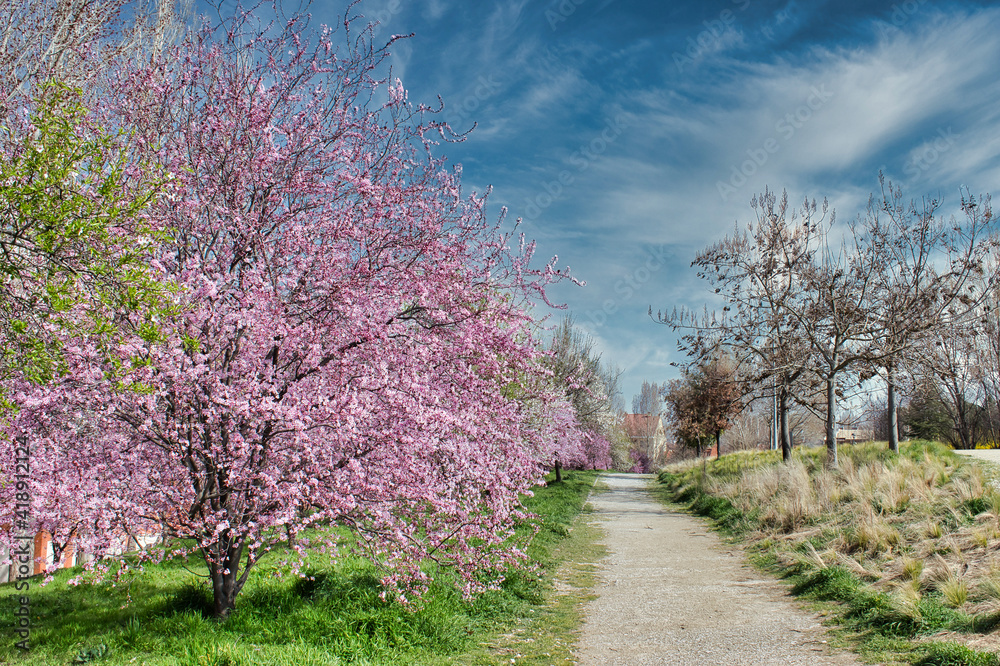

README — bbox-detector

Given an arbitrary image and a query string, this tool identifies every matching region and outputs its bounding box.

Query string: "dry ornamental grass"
[659,441,1000,665]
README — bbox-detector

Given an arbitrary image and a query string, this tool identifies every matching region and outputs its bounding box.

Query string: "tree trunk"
[955,397,971,449]
[553,459,562,483]
[826,377,838,469]
[205,538,249,620]
[211,575,237,619]
[779,387,791,462]
[772,386,778,451]
[715,431,722,460]
[887,369,899,453]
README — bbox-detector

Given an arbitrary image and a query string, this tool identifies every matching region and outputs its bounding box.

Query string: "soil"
[574,472,862,665]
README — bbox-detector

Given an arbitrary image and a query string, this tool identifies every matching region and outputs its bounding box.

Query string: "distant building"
[836,429,874,445]
[623,414,669,463]
[0,529,160,583]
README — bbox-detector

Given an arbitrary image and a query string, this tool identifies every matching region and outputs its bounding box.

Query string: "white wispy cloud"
[309,0,1000,402]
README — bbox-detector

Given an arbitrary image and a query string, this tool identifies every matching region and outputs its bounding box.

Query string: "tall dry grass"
[661,442,1000,607]
[659,445,1000,663]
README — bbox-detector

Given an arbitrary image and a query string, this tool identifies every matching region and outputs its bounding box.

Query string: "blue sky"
[298,0,1000,406]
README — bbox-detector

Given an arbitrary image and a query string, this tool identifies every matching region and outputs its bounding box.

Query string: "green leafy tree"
[901,378,957,444]
[0,84,173,397]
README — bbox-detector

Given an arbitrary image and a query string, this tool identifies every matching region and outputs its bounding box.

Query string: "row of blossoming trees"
[0,1,603,618]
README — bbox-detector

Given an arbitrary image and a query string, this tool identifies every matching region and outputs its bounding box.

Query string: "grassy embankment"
[0,471,605,666]
[657,442,1000,666]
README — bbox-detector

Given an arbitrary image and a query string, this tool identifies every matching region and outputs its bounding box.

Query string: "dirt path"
[574,472,861,666]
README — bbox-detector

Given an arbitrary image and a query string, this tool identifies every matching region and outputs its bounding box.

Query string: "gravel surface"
[955,449,1000,464]
[574,472,861,666]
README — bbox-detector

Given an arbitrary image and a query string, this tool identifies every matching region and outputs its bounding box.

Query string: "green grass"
[1,471,600,665]
[446,488,607,665]
[912,641,1000,666]
[656,442,1000,665]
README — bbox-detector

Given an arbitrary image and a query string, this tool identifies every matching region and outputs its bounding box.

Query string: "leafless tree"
[861,178,997,452]
[788,215,887,467]
[660,189,828,462]
[631,379,662,417]
[627,379,666,463]
[545,315,627,462]
[0,0,191,105]
[723,405,770,451]
[912,320,989,449]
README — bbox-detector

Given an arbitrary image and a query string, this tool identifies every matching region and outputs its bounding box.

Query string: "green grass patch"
[1,471,600,665]
[913,642,1000,666]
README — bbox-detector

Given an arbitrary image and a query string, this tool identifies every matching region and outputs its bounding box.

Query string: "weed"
[962,497,991,518]
[980,576,1000,601]
[891,579,923,621]
[903,556,924,581]
[170,578,214,617]
[791,566,860,600]
[71,643,109,663]
[118,615,145,651]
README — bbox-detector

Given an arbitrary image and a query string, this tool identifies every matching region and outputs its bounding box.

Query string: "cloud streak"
[304,0,1000,404]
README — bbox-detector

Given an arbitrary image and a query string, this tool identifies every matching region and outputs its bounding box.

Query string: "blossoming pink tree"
[2,3,575,618]
[531,393,612,479]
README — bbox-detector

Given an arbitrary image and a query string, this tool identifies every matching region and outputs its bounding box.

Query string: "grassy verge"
[1,471,600,665]
[656,442,1000,666]
[443,477,607,665]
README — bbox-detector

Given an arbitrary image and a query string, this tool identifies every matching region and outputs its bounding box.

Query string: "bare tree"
[631,379,662,416]
[0,0,191,105]
[862,395,891,442]
[862,179,997,452]
[545,316,627,473]
[723,406,770,451]
[914,322,988,448]
[628,379,665,463]
[788,215,887,468]
[547,316,623,431]
[974,277,1000,445]
[661,189,829,462]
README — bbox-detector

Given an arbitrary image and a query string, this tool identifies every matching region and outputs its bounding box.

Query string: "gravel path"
[955,449,1000,464]
[574,472,861,666]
